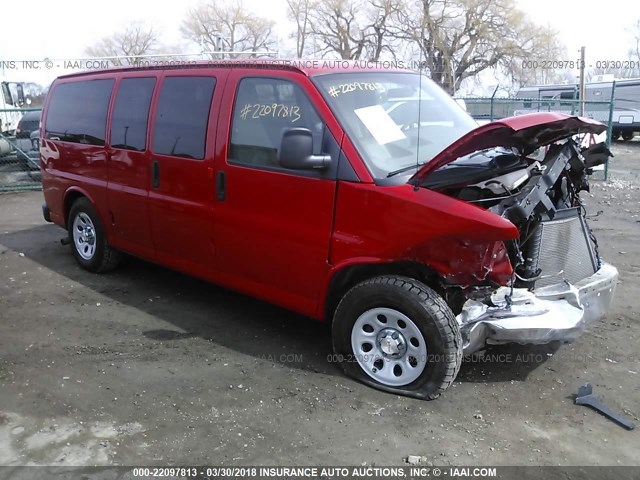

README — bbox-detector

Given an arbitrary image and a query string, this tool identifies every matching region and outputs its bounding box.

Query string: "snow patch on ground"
[0,410,145,466]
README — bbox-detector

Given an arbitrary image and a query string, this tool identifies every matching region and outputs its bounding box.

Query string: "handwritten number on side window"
[239,103,301,122]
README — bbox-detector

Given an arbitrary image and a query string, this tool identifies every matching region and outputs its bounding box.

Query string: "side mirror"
[1,82,13,106]
[279,128,330,170]
[16,84,25,106]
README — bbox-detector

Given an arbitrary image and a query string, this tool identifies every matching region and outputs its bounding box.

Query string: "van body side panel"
[106,73,159,260]
[40,76,115,234]
[40,139,69,227]
[40,83,65,227]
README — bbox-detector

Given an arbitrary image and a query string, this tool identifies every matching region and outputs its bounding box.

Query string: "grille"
[535,208,598,288]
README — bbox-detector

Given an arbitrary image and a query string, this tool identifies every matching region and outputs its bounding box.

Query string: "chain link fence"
[0,108,42,192]
[457,96,615,126]
[455,96,616,179]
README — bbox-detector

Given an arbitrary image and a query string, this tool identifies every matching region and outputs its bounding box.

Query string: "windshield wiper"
[387,162,426,177]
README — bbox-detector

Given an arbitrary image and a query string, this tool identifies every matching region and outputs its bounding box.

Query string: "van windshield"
[313,72,477,179]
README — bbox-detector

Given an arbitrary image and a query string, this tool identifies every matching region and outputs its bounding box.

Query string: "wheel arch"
[322,260,446,322]
[63,187,94,228]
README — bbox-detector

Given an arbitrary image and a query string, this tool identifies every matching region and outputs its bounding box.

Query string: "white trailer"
[515,79,640,140]
[1,80,27,134]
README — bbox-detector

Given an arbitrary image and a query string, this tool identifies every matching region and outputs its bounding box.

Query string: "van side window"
[110,77,156,151]
[229,78,323,169]
[45,79,114,145]
[152,77,216,160]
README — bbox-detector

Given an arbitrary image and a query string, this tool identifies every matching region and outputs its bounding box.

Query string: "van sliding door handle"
[152,160,160,188]
[216,171,226,201]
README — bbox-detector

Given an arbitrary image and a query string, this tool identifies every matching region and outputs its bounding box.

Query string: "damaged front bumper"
[457,262,618,353]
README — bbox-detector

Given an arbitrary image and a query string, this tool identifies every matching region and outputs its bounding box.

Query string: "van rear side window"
[45,79,114,145]
[110,77,156,151]
[152,77,216,160]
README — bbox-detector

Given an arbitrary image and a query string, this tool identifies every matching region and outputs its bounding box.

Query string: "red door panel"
[215,167,336,314]
[212,71,338,317]
[107,149,154,258]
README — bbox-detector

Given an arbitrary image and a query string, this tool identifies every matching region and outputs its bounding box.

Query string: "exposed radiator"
[534,208,598,288]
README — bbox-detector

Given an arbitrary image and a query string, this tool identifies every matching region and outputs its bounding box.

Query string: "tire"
[611,130,621,141]
[621,131,635,141]
[332,275,462,400]
[67,198,121,272]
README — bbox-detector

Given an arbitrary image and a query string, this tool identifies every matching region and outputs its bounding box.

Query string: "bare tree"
[587,63,640,81]
[630,19,640,63]
[366,0,403,61]
[309,0,368,59]
[181,0,275,58]
[507,24,573,87]
[287,0,315,58]
[85,23,160,66]
[308,0,402,60]
[396,0,545,94]
[598,19,640,78]
[585,20,640,81]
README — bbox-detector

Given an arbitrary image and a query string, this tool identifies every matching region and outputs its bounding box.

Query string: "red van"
[40,60,617,399]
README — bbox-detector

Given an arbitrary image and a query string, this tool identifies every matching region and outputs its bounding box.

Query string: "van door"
[147,71,225,275]
[212,72,339,316]
[107,75,157,259]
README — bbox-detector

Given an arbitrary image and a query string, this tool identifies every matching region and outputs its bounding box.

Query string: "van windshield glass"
[313,72,477,179]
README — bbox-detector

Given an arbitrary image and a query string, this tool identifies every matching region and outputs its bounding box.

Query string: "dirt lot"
[0,142,639,467]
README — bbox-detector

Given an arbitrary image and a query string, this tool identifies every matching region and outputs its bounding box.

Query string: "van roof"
[57,58,409,80]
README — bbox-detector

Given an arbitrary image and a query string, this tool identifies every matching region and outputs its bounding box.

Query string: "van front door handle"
[216,170,226,201]
[152,160,160,188]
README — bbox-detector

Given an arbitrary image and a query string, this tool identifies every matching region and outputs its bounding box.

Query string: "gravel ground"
[0,141,638,467]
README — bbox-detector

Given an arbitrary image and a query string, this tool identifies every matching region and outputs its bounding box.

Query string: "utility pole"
[578,46,586,116]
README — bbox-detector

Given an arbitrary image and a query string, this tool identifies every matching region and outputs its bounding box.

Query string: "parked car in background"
[30,129,39,151]
[14,122,41,171]
[40,61,618,400]
[15,110,41,138]
[23,129,40,170]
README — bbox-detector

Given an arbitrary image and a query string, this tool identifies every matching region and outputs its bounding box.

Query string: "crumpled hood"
[409,112,607,184]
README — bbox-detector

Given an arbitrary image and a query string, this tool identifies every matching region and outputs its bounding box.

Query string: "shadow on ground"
[0,223,558,384]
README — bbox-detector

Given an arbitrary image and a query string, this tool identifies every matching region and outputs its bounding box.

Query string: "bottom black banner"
[0,466,638,480]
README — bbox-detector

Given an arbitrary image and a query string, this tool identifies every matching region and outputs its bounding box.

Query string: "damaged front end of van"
[410,113,618,353]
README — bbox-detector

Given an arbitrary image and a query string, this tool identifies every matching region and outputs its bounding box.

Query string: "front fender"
[320,182,519,316]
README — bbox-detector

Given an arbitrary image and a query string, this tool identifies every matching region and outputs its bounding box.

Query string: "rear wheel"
[622,131,635,141]
[68,198,121,272]
[332,276,462,400]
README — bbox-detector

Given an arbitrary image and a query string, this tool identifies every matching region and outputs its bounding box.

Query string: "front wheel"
[68,198,121,272]
[332,276,462,400]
